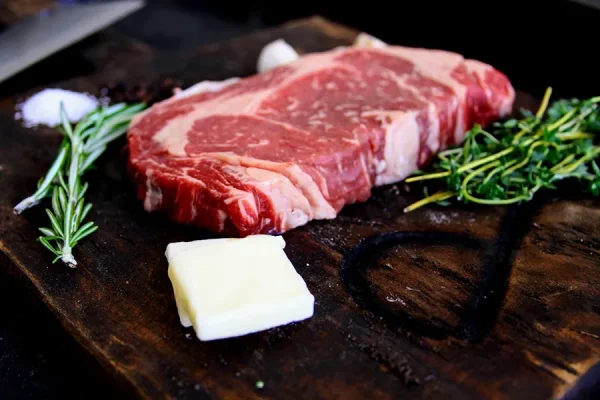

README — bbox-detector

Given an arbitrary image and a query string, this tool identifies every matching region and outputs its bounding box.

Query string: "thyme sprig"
[404,87,600,212]
[14,102,146,267]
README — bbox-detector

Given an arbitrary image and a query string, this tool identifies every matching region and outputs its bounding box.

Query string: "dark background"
[1,0,600,398]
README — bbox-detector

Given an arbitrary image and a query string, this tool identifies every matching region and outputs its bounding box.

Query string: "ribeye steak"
[126,44,515,237]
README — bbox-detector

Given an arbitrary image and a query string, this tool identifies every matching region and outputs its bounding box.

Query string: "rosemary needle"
[14,101,146,268]
[404,87,600,212]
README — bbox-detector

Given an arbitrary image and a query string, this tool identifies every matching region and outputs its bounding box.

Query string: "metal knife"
[0,0,144,84]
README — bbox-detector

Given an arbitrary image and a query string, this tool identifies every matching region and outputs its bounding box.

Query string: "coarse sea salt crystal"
[16,88,100,128]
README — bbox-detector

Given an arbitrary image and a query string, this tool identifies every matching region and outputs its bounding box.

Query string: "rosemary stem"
[13,145,69,214]
[61,245,77,268]
[14,101,146,268]
[14,196,41,215]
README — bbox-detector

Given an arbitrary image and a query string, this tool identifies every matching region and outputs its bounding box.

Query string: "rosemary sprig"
[14,101,146,267]
[404,87,600,212]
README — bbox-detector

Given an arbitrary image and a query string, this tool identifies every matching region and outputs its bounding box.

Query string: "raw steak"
[126,44,514,237]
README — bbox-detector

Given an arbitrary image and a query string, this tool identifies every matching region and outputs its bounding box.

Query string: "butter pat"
[166,235,314,341]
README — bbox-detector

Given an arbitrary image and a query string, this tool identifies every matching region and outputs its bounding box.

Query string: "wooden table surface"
[1,16,599,400]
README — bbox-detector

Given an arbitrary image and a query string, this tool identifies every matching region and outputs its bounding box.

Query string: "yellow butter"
[166,235,314,341]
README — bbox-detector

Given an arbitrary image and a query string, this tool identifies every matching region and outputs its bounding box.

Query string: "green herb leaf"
[39,227,56,237]
[13,100,147,267]
[404,87,600,212]
[38,237,61,256]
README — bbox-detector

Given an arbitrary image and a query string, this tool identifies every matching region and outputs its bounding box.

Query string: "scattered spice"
[100,77,182,106]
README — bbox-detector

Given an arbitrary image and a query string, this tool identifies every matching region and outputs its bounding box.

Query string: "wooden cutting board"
[1,16,599,400]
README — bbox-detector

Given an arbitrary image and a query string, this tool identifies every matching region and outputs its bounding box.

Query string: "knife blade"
[0,0,144,84]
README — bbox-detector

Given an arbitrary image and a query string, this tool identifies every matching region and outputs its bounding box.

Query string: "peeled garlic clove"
[257,39,299,74]
[353,32,388,48]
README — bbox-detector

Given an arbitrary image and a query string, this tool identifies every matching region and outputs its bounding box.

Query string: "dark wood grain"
[1,16,599,400]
